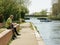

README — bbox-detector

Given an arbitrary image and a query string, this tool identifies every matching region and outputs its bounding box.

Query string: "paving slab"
[10,28,38,45]
[10,23,45,45]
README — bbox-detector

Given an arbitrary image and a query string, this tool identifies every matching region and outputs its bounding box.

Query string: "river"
[25,17,60,45]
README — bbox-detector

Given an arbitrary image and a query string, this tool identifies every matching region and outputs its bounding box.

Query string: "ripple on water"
[25,18,60,45]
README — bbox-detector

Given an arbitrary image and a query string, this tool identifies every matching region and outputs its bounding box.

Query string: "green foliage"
[0,0,30,21]
[20,6,29,19]
[17,0,31,7]
[33,12,40,15]
[33,9,47,17]
[40,9,47,15]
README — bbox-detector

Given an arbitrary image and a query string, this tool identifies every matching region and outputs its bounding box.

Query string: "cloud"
[29,0,52,14]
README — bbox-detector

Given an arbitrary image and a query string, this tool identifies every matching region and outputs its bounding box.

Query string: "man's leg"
[12,29,17,37]
[9,24,17,39]
[13,27,20,35]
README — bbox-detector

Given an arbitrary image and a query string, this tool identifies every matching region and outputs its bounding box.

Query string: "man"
[6,15,20,39]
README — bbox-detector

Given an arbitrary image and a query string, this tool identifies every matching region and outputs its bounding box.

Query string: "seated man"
[6,15,20,39]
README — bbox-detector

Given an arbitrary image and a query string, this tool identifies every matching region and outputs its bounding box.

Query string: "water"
[25,17,60,45]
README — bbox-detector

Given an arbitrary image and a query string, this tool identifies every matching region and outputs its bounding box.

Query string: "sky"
[29,0,52,14]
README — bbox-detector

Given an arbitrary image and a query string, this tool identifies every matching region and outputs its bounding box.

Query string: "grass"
[0,28,5,33]
[34,26,40,33]
[30,22,34,30]
[7,38,13,45]
[30,22,40,33]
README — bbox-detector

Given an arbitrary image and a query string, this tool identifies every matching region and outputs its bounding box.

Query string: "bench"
[12,23,20,31]
[0,23,20,45]
[0,29,12,45]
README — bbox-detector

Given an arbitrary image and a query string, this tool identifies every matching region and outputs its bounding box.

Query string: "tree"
[33,9,47,17]
[40,9,47,15]
[0,0,30,21]
[16,0,30,19]
[0,0,4,14]
[39,9,47,17]
[33,12,40,15]
[17,0,31,7]
[1,0,18,20]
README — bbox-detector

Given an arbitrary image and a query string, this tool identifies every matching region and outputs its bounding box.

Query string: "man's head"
[10,15,14,19]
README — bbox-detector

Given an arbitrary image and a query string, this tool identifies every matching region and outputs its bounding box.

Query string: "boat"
[39,18,52,22]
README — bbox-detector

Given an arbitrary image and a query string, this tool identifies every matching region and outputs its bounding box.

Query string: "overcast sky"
[29,0,52,14]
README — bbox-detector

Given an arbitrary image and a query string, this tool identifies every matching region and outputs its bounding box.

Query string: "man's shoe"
[17,34,21,36]
[14,35,17,37]
[12,37,15,40]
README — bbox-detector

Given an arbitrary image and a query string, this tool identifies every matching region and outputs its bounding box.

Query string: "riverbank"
[10,22,45,45]
[31,22,45,45]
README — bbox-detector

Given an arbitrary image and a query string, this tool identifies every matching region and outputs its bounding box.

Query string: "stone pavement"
[10,23,45,45]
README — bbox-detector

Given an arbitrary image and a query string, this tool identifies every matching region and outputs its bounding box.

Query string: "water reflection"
[25,18,60,45]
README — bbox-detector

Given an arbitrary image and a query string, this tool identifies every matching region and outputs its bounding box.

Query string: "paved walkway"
[10,23,45,45]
